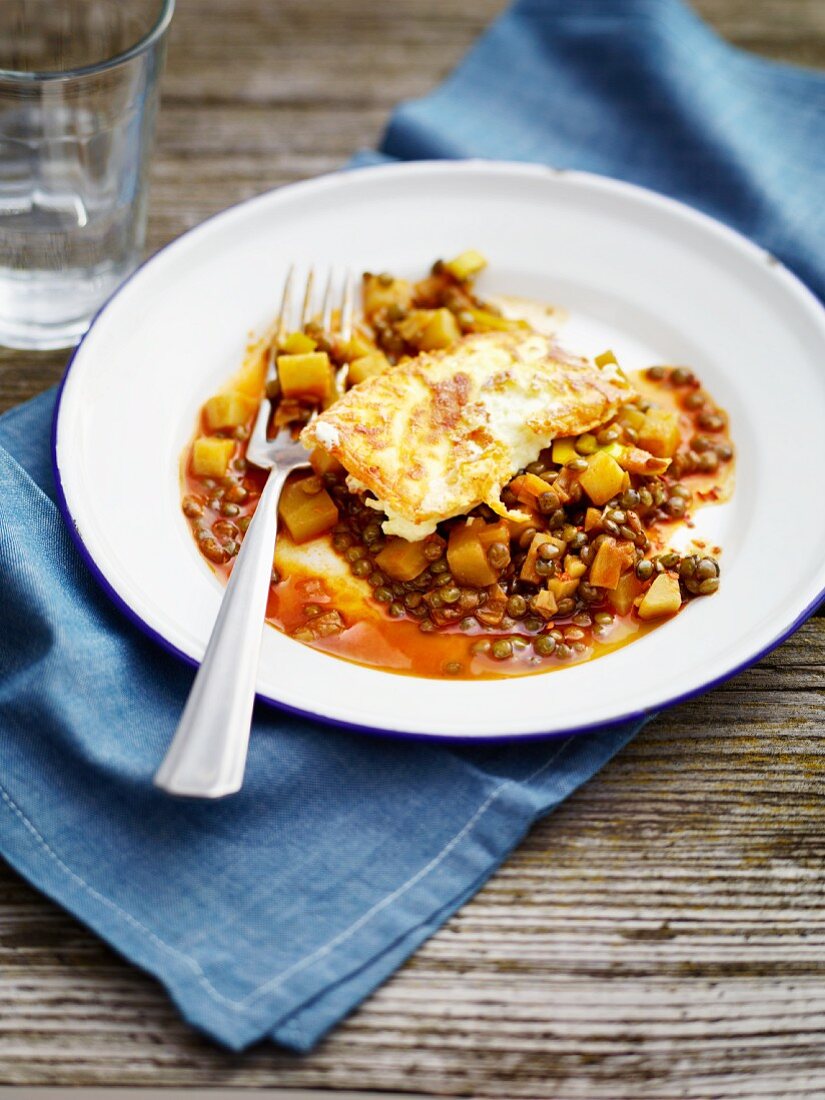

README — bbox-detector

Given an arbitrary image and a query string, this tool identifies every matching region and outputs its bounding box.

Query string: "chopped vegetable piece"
[589,537,634,589]
[552,437,578,465]
[363,273,413,318]
[375,537,430,582]
[505,512,539,540]
[607,571,644,615]
[447,519,510,587]
[344,330,377,361]
[637,572,682,619]
[281,331,317,354]
[462,307,526,332]
[531,590,558,620]
[309,447,344,476]
[192,437,234,478]
[595,349,618,368]
[584,507,602,532]
[548,577,579,601]
[418,308,462,350]
[203,392,256,431]
[277,351,333,401]
[618,405,646,432]
[521,533,565,584]
[229,344,267,399]
[348,352,390,385]
[579,450,626,506]
[278,476,339,543]
[445,250,487,282]
[619,446,671,475]
[564,555,587,579]
[638,409,681,458]
[510,472,552,508]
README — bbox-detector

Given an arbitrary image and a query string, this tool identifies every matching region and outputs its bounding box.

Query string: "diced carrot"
[589,537,634,590]
[520,533,565,584]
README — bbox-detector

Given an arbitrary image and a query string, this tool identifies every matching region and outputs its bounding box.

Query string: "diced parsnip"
[278,477,339,544]
[475,583,507,627]
[552,437,578,465]
[505,512,538,540]
[418,308,461,350]
[344,330,378,361]
[595,349,618,368]
[362,274,413,318]
[584,507,602,532]
[564,555,587,579]
[619,446,671,475]
[277,351,333,401]
[348,352,390,385]
[203,392,256,430]
[548,577,580,601]
[579,450,626,506]
[637,572,682,620]
[309,447,344,476]
[638,408,681,458]
[509,472,551,508]
[589,537,634,589]
[530,590,558,620]
[445,250,487,282]
[281,331,317,354]
[618,405,646,432]
[607,570,644,615]
[375,537,430,582]
[600,441,626,460]
[192,437,234,478]
[520,533,565,584]
[447,519,509,587]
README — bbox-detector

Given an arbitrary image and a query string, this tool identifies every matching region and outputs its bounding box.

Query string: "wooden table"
[1,2,823,1095]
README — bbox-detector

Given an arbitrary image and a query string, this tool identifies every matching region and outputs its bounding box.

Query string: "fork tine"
[300,268,315,330]
[320,270,334,332]
[340,270,355,343]
[275,264,295,345]
[250,392,271,447]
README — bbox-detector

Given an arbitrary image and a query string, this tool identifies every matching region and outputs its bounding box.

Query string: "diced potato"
[475,583,507,627]
[552,437,578,466]
[600,441,626,461]
[363,273,413,318]
[618,405,646,432]
[375,537,430,582]
[637,572,682,620]
[447,519,509,587]
[509,472,551,508]
[348,352,390,385]
[580,450,626,506]
[564,555,587,579]
[505,512,538,540]
[344,330,377,361]
[421,308,462,350]
[445,250,487,282]
[584,507,602,533]
[521,533,565,584]
[277,351,333,401]
[595,349,618,368]
[548,577,580,601]
[462,307,527,332]
[309,447,344,477]
[281,331,317,354]
[203,391,256,431]
[607,570,644,615]
[192,437,234,478]
[278,477,339,543]
[589,537,634,590]
[619,446,671,475]
[530,590,558,620]
[638,409,681,458]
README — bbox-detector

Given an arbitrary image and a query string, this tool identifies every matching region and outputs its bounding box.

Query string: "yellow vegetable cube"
[444,250,487,282]
[637,573,682,620]
[589,537,634,590]
[348,351,390,385]
[548,577,580,601]
[375,538,430,582]
[638,408,681,458]
[362,274,413,318]
[608,571,644,616]
[203,392,256,430]
[278,477,339,544]
[447,520,509,587]
[281,331,317,354]
[309,447,344,477]
[417,308,462,351]
[595,349,618,368]
[552,437,578,465]
[277,351,333,401]
[579,450,626,505]
[344,330,378,361]
[192,437,235,478]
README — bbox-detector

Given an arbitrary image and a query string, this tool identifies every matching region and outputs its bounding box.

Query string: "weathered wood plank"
[1,1,824,1096]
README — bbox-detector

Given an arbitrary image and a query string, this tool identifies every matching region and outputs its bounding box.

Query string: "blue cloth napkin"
[1,0,823,1054]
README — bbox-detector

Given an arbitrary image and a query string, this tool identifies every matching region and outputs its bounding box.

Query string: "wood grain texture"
[1,1,824,1095]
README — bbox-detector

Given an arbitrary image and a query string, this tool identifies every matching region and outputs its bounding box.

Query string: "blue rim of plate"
[50,160,825,743]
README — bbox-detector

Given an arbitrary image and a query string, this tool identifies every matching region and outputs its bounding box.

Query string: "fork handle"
[154,466,291,798]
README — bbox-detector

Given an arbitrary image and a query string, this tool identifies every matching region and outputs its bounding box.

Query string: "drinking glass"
[0,0,174,350]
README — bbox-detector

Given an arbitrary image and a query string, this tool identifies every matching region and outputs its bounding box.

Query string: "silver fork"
[154,267,355,798]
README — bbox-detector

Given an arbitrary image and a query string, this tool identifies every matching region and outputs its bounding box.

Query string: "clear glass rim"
[0,0,176,83]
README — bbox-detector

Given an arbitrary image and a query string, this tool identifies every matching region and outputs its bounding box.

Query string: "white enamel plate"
[54,161,825,740]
